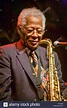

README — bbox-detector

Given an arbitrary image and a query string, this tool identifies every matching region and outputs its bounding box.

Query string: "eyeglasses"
[21,27,45,36]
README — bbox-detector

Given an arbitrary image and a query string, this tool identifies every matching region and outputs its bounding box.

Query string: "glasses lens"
[22,27,44,36]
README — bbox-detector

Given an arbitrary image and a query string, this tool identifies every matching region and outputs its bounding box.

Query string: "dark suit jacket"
[0,39,65,101]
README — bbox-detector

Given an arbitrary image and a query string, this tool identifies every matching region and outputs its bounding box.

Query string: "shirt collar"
[25,47,40,59]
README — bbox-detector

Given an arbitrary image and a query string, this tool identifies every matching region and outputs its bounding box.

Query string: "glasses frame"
[21,26,45,36]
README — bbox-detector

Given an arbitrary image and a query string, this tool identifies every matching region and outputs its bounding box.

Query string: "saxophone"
[39,38,61,101]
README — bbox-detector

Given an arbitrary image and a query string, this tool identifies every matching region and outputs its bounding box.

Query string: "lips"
[28,40,38,45]
[29,40,38,42]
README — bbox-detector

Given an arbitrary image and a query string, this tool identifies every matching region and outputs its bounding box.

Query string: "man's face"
[22,15,45,51]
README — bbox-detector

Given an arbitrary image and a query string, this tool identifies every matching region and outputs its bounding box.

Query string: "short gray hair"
[17,7,46,30]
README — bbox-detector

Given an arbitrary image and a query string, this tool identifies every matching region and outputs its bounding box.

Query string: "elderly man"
[0,7,66,101]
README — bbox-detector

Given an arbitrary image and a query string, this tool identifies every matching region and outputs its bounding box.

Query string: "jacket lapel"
[16,48,40,88]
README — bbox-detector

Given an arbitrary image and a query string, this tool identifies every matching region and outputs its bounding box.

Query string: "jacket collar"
[15,39,40,57]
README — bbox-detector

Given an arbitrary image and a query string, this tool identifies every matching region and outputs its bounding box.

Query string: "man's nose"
[32,29,38,37]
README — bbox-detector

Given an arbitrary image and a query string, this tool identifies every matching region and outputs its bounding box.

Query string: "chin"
[28,44,38,51]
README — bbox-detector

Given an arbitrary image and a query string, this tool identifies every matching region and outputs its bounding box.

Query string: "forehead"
[26,15,42,27]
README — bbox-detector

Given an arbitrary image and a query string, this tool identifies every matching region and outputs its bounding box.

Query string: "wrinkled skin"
[22,15,45,51]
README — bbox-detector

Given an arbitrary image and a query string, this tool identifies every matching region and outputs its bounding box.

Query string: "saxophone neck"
[39,38,53,58]
[39,38,52,46]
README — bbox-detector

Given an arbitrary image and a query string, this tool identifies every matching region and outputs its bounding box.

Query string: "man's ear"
[42,30,45,36]
[17,26,22,37]
[43,30,45,35]
[17,26,25,40]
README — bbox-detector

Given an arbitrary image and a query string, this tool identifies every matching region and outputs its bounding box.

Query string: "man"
[0,7,65,101]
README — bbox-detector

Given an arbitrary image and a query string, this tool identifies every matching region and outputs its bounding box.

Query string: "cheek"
[39,36,42,41]
[24,35,29,42]
[24,36,30,45]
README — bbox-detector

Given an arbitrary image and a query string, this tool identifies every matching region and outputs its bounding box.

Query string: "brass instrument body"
[39,38,61,101]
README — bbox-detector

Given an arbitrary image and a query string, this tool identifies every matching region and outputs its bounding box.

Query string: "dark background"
[0,0,67,82]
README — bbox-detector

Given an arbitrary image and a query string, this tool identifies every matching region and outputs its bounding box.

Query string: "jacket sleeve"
[0,47,12,100]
